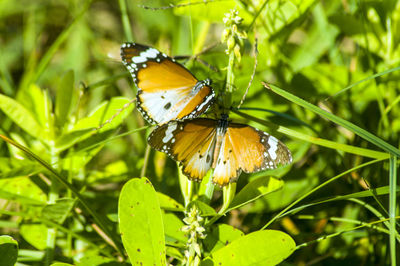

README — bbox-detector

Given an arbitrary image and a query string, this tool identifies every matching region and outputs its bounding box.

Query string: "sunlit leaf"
[119,177,166,265]
[210,230,296,265]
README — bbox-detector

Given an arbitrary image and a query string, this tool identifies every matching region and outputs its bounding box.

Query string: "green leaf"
[158,192,185,211]
[227,176,284,212]
[41,198,75,224]
[203,224,244,253]
[54,128,93,152]
[119,177,166,265]
[0,176,47,205]
[162,212,186,244]
[187,200,216,217]
[0,160,39,179]
[55,70,74,128]
[289,3,339,71]
[72,97,133,132]
[20,224,48,250]
[166,246,184,260]
[0,235,18,266]
[77,255,129,266]
[210,230,296,265]
[0,93,45,140]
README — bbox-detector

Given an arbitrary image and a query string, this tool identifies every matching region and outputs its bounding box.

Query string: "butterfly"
[120,43,215,125]
[148,114,292,186]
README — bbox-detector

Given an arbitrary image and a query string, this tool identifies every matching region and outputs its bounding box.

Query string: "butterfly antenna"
[237,38,258,109]
[94,98,136,131]
[139,0,223,10]
[174,41,221,72]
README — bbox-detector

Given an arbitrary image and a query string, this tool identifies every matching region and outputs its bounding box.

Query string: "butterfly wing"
[213,123,292,186]
[121,43,214,124]
[148,119,218,181]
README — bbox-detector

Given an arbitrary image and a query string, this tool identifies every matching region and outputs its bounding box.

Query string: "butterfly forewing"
[148,119,217,181]
[121,43,214,124]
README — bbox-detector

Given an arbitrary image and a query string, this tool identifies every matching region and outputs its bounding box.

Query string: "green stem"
[118,0,134,42]
[261,158,382,229]
[389,155,397,265]
[44,145,59,265]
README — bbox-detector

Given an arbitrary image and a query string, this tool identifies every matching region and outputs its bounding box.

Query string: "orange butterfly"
[121,43,215,125]
[148,114,292,186]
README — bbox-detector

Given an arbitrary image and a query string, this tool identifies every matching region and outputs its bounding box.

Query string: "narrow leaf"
[265,83,400,157]
[227,176,284,212]
[0,94,44,140]
[55,70,74,128]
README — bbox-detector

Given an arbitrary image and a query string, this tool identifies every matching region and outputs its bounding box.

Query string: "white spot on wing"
[268,136,278,160]
[132,48,160,63]
[162,123,177,143]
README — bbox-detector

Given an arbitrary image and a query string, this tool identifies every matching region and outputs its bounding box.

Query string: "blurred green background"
[0,0,399,265]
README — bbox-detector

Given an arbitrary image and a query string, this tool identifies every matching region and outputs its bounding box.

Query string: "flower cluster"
[221,9,247,62]
[181,207,206,265]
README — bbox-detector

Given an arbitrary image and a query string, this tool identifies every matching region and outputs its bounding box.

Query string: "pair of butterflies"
[121,42,292,186]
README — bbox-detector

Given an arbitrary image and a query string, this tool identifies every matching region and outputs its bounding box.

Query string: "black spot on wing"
[164,102,172,110]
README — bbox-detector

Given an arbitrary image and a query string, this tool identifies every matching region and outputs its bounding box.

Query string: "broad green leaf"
[0,235,18,266]
[20,224,48,250]
[227,176,284,212]
[163,212,186,244]
[0,176,47,205]
[0,93,45,140]
[158,192,184,211]
[73,97,133,132]
[41,198,75,224]
[203,224,244,253]
[51,263,74,266]
[210,230,296,265]
[119,177,166,265]
[55,70,75,128]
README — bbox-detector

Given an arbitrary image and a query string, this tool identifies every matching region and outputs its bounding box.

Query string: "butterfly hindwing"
[149,117,292,186]
[212,123,292,186]
[148,119,217,181]
[121,43,215,124]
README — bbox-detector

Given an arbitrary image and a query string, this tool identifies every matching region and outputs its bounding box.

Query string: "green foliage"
[0,0,400,265]
[119,177,166,265]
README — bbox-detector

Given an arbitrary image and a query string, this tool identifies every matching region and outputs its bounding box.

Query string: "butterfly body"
[121,43,214,124]
[148,115,292,186]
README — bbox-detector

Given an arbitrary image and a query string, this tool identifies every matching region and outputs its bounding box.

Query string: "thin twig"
[139,0,225,10]
[237,39,258,109]
[95,98,136,131]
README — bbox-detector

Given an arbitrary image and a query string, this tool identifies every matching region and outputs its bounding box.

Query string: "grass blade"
[389,155,397,265]
[264,83,400,157]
